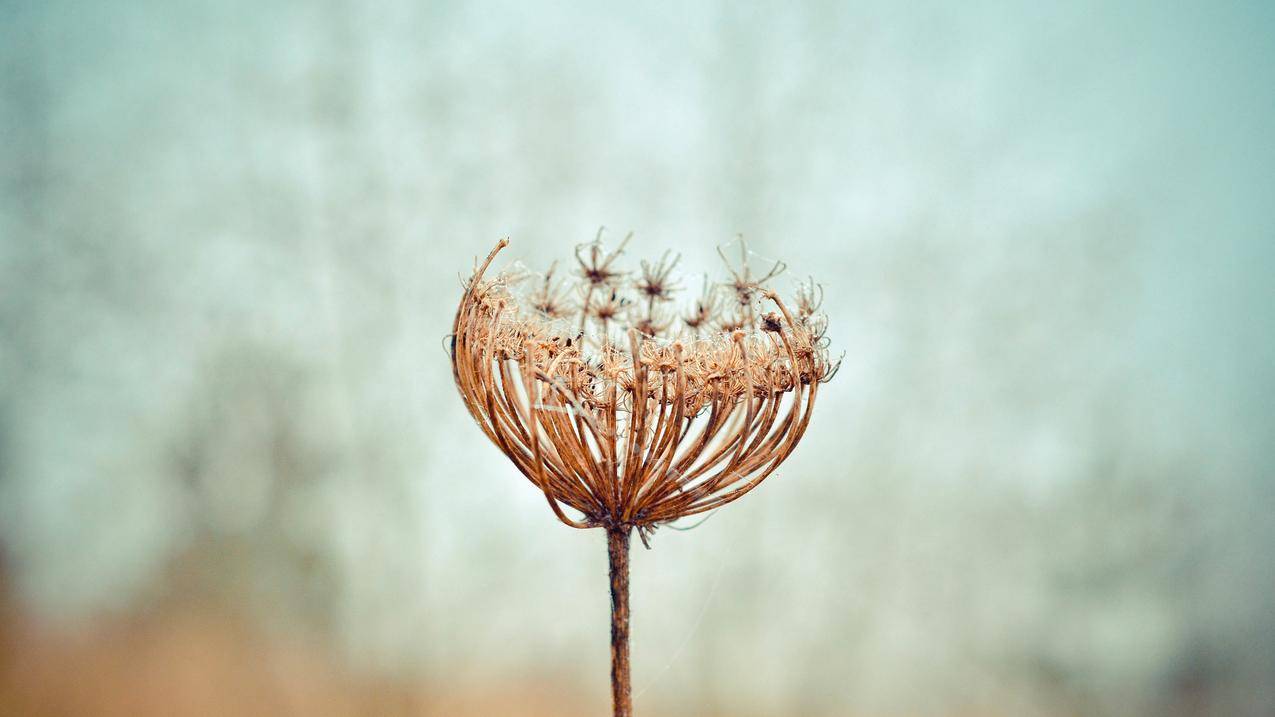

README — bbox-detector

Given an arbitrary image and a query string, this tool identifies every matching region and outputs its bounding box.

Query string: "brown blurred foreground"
[0,573,1027,717]
[0,578,594,717]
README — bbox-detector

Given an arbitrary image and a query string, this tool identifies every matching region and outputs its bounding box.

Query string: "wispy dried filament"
[450,234,836,541]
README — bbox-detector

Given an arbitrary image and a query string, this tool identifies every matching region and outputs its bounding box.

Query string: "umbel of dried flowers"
[449,232,836,717]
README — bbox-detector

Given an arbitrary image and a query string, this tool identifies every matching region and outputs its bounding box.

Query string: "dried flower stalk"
[450,233,836,717]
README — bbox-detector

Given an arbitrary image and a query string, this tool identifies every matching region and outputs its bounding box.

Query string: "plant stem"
[608,526,632,717]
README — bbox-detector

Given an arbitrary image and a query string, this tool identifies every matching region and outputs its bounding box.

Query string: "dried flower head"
[451,233,834,536]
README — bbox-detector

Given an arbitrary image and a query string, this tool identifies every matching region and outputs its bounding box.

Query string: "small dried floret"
[718,312,748,333]
[760,312,784,333]
[529,261,574,319]
[717,237,786,310]
[589,288,629,322]
[795,276,824,318]
[682,275,721,334]
[631,307,672,338]
[635,251,682,302]
[575,228,631,287]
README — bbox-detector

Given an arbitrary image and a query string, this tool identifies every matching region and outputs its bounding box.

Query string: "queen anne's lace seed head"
[451,233,837,538]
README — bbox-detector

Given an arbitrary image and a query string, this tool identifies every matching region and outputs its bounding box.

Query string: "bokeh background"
[2,1,1273,715]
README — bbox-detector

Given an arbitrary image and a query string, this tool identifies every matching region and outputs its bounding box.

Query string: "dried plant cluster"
[450,232,835,717]
[451,233,837,542]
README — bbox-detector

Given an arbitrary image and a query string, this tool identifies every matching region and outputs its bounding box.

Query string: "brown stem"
[607,526,632,717]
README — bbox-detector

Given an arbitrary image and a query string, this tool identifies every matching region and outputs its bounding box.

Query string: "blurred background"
[2,1,1273,715]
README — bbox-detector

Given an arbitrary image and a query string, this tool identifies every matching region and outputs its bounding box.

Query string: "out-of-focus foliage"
[1,1,1272,715]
